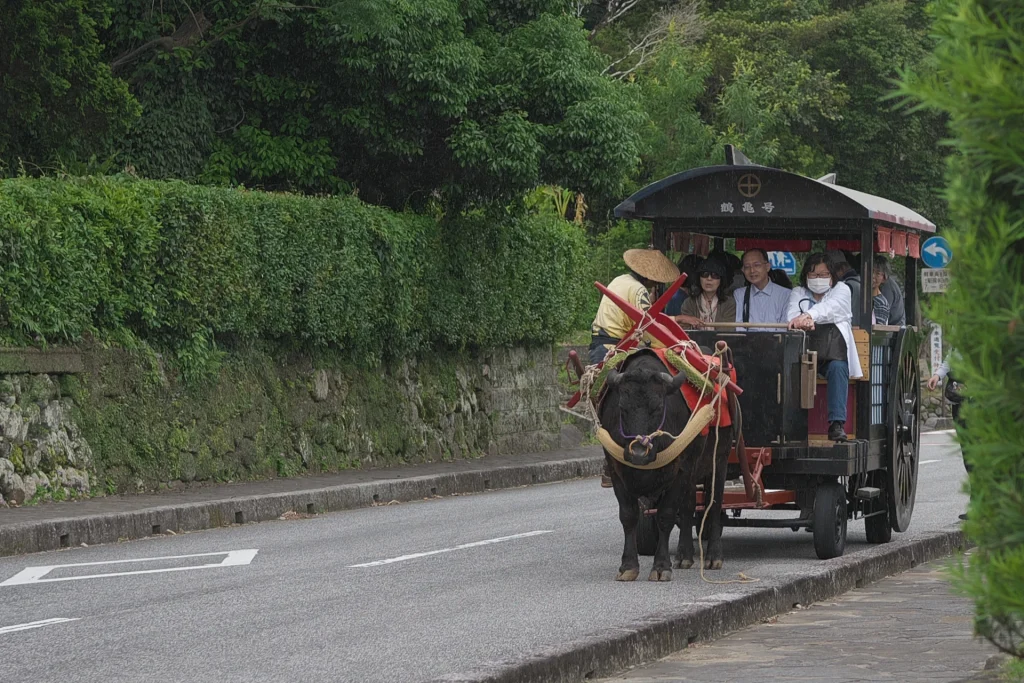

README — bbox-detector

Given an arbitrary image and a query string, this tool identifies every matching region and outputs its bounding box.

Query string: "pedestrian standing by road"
[927,350,965,431]
[927,350,969,519]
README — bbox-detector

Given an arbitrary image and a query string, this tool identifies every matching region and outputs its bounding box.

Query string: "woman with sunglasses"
[675,257,736,329]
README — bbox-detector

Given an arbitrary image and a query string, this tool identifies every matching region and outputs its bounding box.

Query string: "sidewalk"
[0,445,604,557]
[597,556,1002,683]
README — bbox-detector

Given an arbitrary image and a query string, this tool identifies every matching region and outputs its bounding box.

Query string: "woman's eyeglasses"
[699,272,721,280]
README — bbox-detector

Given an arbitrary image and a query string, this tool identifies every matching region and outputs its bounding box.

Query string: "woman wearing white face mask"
[786,253,863,441]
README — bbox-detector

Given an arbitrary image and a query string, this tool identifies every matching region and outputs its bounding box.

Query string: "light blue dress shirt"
[733,280,791,330]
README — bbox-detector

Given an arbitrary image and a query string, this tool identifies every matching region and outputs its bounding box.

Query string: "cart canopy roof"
[614,150,935,234]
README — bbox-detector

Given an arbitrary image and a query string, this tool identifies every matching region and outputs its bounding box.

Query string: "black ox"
[599,349,734,581]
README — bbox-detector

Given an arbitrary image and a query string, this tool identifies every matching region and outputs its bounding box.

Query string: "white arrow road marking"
[349,530,554,568]
[0,618,80,635]
[0,549,258,586]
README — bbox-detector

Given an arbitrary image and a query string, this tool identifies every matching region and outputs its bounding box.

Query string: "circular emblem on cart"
[737,174,762,198]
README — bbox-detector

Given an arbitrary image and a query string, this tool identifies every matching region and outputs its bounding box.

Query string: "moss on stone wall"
[0,341,559,499]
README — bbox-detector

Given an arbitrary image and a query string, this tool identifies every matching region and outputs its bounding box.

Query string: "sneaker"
[828,420,848,442]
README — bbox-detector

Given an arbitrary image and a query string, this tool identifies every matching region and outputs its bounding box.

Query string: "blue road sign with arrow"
[921,236,952,268]
[768,251,798,275]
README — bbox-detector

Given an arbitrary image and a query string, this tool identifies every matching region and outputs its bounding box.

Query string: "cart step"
[855,486,881,500]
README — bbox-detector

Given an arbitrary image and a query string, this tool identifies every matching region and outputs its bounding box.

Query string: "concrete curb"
[0,455,605,557]
[430,529,968,683]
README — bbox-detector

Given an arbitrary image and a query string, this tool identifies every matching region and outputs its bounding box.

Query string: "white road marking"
[0,549,258,587]
[0,618,80,635]
[920,459,941,465]
[349,531,554,568]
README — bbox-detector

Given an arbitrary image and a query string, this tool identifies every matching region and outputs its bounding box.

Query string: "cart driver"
[590,249,680,489]
[589,249,680,366]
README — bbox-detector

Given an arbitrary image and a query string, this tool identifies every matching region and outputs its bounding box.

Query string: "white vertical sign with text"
[930,324,943,377]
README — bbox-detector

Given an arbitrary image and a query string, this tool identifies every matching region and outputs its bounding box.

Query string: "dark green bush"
[0,176,589,372]
[898,0,1024,659]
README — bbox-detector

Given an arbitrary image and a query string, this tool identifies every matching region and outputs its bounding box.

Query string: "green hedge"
[898,0,1024,659]
[0,176,589,372]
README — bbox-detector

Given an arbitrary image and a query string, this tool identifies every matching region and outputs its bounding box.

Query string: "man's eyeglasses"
[741,262,768,271]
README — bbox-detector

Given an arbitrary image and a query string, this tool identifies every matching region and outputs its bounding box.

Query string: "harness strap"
[598,405,716,470]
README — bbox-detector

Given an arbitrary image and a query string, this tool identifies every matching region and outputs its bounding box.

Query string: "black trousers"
[951,401,970,473]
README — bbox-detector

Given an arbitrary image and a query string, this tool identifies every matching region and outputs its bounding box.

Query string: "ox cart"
[568,146,929,560]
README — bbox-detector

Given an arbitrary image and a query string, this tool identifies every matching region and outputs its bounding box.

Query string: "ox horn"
[658,372,688,393]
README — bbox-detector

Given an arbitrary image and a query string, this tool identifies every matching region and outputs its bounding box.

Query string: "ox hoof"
[648,569,673,582]
[674,558,694,569]
[703,559,724,570]
[616,569,640,582]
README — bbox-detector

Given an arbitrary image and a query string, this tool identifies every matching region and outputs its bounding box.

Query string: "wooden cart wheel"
[886,329,921,533]
[813,482,847,559]
[864,471,893,544]
[636,504,658,556]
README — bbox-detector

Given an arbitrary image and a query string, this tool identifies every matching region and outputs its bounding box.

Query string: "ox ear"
[606,369,624,388]
[658,372,687,393]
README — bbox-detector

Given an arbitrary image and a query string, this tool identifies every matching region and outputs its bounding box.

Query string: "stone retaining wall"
[0,374,93,505]
[0,344,563,504]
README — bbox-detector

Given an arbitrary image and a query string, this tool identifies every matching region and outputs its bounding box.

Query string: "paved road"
[0,432,968,682]
[596,556,996,682]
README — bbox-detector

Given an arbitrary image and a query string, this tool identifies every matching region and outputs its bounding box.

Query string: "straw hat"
[623,249,680,283]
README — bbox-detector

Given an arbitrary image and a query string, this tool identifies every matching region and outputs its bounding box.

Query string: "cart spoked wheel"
[813,482,847,560]
[636,503,658,556]
[887,329,921,533]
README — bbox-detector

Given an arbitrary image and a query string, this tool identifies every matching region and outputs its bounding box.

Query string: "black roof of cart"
[614,146,935,233]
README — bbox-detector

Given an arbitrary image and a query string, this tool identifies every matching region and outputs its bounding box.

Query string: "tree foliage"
[897,0,1024,658]
[588,0,949,225]
[93,0,643,210]
[0,0,139,174]
[1,0,952,224]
